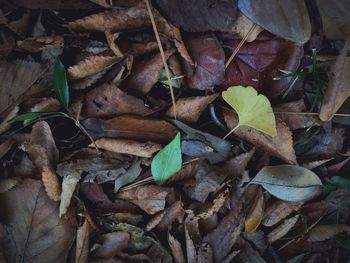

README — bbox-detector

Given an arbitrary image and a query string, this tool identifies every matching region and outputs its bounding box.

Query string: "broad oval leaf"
[251,165,323,202]
[222,86,277,136]
[151,132,182,184]
[53,59,70,109]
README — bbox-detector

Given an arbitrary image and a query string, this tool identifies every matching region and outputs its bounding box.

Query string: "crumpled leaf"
[166,94,218,123]
[185,33,225,90]
[223,86,277,136]
[223,109,296,164]
[0,179,76,263]
[151,133,182,184]
[172,120,231,164]
[251,165,323,202]
[154,0,237,32]
[53,59,70,109]
[319,36,350,121]
[238,0,311,44]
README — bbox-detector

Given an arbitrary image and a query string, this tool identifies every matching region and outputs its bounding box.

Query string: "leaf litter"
[0,1,350,262]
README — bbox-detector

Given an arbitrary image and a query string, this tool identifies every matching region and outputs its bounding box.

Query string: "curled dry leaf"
[92,138,161,158]
[92,231,130,258]
[83,115,177,143]
[83,83,152,118]
[223,109,296,164]
[267,215,300,243]
[76,219,90,263]
[166,94,219,123]
[245,187,264,232]
[185,33,225,90]
[0,179,76,263]
[307,224,350,242]
[121,49,175,95]
[17,35,64,52]
[251,165,322,202]
[59,174,80,217]
[68,54,122,80]
[230,12,264,42]
[319,36,350,121]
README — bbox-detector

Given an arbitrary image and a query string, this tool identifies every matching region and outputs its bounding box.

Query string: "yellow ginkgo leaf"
[222,86,277,138]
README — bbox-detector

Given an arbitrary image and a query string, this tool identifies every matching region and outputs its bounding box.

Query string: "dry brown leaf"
[71,70,106,90]
[83,83,152,118]
[68,55,121,80]
[307,224,350,242]
[27,97,61,114]
[166,94,219,123]
[223,109,297,164]
[42,165,61,202]
[196,191,228,220]
[168,233,186,263]
[222,147,256,179]
[320,36,350,121]
[59,174,80,217]
[0,139,15,159]
[17,35,64,52]
[76,219,90,263]
[92,232,130,258]
[121,49,175,95]
[92,138,161,158]
[245,187,264,232]
[262,199,303,227]
[105,31,124,57]
[0,177,20,193]
[230,12,263,42]
[172,27,194,66]
[0,106,18,135]
[267,215,300,243]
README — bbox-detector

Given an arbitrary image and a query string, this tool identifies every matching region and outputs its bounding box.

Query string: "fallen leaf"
[0,177,20,193]
[154,0,237,32]
[267,215,300,243]
[233,237,266,263]
[251,165,323,202]
[83,115,177,143]
[185,33,225,90]
[166,94,218,123]
[168,233,186,263]
[76,219,90,263]
[0,106,18,135]
[17,35,64,52]
[10,0,97,9]
[83,83,152,118]
[223,108,296,164]
[316,0,350,40]
[238,0,311,44]
[151,133,182,185]
[222,86,277,136]
[114,159,142,193]
[0,179,76,262]
[230,12,264,42]
[319,36,350,121]
[245,187,264,232]
[92,232,130,258]
[307,224,350,242]
[59,173,80,217]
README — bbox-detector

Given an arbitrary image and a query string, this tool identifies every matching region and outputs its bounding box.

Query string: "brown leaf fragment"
[121,49,175,95]
[42,165,61,201]
[11,0,97,9]
[168,233,186,263]
[185,33,225,90]
[60,173,80,217]
[320,36,350,121]
[92,232,130,258]
[230,12,263,42]
[76,219,90,263]
[245,187,264,232]
[71,70,106,90]
[307,224,350,242]
[223,109,297,164]
[27,97,61,115]
[262,199,303,227]
[166,94,219,123]
[83,84,151,118]
[0,179,76,263]
[17,35,64,52]
[116,185,171,215]
[222,148,255,179]
[68,55,122,80]
[234,237,266,263]
[0,106,19,135]
[267,215,300,243]
[0,177,20,193]
[83,115,177,143]
[92,138,161,158]
[197,243,213,263]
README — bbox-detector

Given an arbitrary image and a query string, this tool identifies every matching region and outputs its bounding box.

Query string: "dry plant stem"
[144,0,177,119]
[119,176,153,192]
[223,124,240,140]
[225,23,257,69]
[275,111,350,117]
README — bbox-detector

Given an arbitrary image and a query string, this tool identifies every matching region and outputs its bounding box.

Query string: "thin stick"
[145,0,177,118]
[225,23,256,69]
[274,111,350,117]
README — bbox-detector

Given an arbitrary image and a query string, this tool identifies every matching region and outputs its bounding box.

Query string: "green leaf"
[53,59,69,109]
[9,111,65,123]
[151,132,182,184]
[250,165,323,202]
[222,86,277,137]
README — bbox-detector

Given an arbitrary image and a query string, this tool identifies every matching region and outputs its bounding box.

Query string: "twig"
[225,23,257,69]
[144,0,177,118]
[119,176,153,192]
[274,111,350,117]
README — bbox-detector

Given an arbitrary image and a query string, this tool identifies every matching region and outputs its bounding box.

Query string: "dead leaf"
[245,187,264,232]
[0,177,20,193]
[10,0,97,9]
[168,233,186,263]
[230,12,263,42]
[267,215,300,243]
[121,49,174,95]
[307,224,350,242]
[0,106,18,135]
[92,232,130,258]
[59,173,80,217]
[223,109,296,164]
[233,237,266,263]
[185,33,225,90]
[166,94,219,123]
[83,115,177,143]
[0,179,76,262]
[17,35,64,52]
[222,148,256,179]
[83,83,152,118]
[319,36,350,121]
[76,219,90,263]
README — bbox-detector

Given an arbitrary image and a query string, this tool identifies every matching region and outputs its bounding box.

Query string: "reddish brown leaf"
[92,232,130,258]
[76,219,90,263]
[244,187,264,232]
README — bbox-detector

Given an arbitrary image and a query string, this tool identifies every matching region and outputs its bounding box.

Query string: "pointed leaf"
[10,111,64,123]
[251,165,323,202]
[151,132,182,184]
[222,86,277,136]
[53,59,69,108]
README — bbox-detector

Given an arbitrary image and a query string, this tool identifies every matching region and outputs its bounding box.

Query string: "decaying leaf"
[245,187,264,232]
[251,165,323,202]
[223,109,296,164]
[307,224,350,242]
[0,179,76,263]
[0,106,19,135]
[17,35,64,52]
[59,174,80,217]
[168,233,186,263]
[0,177,20,193]
[230,12,264,42]
[267,215,300,243]
[92,231,130,258]
[76,219,90,263]
[319,36,350,121]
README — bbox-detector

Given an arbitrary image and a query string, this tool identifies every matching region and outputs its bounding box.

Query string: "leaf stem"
[223,124,240,140]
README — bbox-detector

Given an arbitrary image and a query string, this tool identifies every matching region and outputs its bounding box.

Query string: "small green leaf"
[53,59,70,109]
[9,112,65,123]
[151,132,182,184]
[222,86,277,137]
